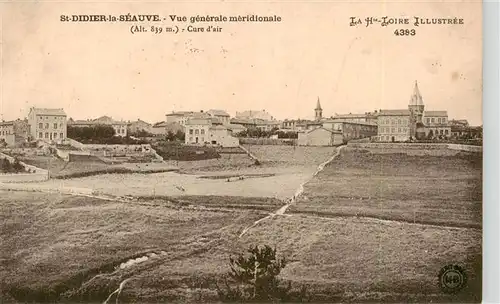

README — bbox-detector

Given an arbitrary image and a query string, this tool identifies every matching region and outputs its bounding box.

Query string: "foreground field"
[0,145,482,303]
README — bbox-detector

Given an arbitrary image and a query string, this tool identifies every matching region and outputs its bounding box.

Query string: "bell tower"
[408,80,425,124]
[315,97,323,121]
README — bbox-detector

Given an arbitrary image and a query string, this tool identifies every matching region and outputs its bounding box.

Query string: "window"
[45,132,48,138]
[392,128,396,133]
[54,133,57,138]
[39,132,43,138]
[195,129,199,135]
[39,123,43,129]
[445,129,449,135]
[189,137,193,142]
[189,129,193,135]
[398,128,401,133]
[45,123,49,129]
[201,129,205,135]
[426,118,430,124]
[431,118,435,123]
[443,118,447,124]
[398,119,401,125]
[60,133,63,138]
[54,123,58,129]
[59,123,63,128]
[201,137,204,142]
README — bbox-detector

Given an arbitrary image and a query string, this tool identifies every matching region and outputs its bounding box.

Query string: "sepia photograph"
[0,1,483,303]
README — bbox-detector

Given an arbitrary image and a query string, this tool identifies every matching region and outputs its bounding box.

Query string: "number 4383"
[394,29,416,36]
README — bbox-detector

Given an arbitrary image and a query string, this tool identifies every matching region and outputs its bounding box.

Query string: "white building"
[68,116,128,137]
[28,107,67,142]
[185,118,239,147]
[185,118,211,144]
[207,109,231,125]
[166,111,211,127]
[377,110,412,142]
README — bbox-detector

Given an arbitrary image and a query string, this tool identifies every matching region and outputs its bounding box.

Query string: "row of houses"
[294,82,481,146]
[0,82,480,148]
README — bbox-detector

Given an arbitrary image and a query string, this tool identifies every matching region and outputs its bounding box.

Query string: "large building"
[207,109,231,125]
[323,119,378,142]
[331,112,378,124]
[298,127,342,146]
[235,110,275,121]
[68,116,128,137]
[185,118,239,147]
[377,110,412,142]
[127,119,152,135]
[165,111,211,127]
[28,107,67,142]
[230,117,280,132]
[377,81,452,142]
[422,111,450,138]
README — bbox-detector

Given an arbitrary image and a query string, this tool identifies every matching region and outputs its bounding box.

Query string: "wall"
[56,149,91,161]
[447,144,482,153]
[239,138,296,146]
[348,142,482,152]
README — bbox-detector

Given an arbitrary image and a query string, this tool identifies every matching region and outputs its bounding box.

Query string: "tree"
[215,245,307,302]
[427,130,434,140]
[1,158,12,173]
[135,129,153,138]
[12,158,24,173]
[166,131,176,141]
[175,130,185,141]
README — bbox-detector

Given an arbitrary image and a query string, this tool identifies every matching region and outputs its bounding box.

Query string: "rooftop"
[323,119,378,126]
[378,109,411,116]
[424,110,448,117]
[207,109,230,117]
[30,108,66,116]
[185,118,213,125]
[333,113,375,119]
[153,121,167,128]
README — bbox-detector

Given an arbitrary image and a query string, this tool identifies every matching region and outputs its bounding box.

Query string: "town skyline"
[1,1,482,125]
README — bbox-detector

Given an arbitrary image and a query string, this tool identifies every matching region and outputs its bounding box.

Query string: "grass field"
[0,145,482,303]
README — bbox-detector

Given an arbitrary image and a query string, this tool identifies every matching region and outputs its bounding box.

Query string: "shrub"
[215,245,308,302]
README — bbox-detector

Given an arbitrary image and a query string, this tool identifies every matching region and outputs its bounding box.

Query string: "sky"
[1,0,482,125]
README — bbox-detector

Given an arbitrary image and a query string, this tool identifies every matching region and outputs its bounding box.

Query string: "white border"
[483,2,500,303]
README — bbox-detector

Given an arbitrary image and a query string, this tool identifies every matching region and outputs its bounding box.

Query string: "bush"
[0,157,25,173]
[215,245,308,302]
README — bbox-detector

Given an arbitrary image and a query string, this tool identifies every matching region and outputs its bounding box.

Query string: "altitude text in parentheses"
[130,25,148,34]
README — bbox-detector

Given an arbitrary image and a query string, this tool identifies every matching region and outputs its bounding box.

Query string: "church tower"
[315,97,323,121]
[408,80,425,124]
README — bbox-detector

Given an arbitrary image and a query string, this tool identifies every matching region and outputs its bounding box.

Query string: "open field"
[289,147,482,228]
[0,145,482,303]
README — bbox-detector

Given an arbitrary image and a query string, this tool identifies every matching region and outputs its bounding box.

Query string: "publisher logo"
[438,264,467,293]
